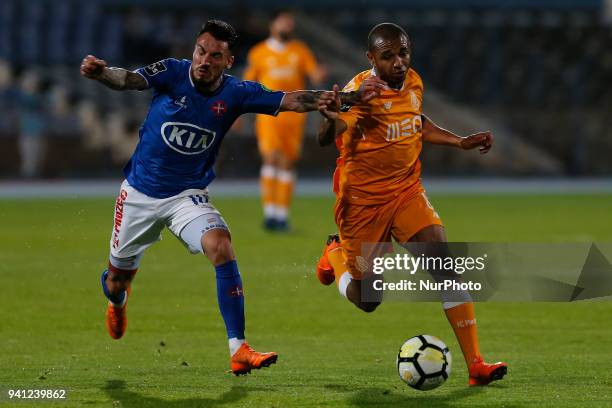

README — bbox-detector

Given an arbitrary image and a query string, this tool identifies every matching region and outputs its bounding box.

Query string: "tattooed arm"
[279,76,388,113]
[80,55,148,91]
[279,90,335,113]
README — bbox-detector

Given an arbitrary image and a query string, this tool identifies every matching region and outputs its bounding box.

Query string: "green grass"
[1,194,611,407]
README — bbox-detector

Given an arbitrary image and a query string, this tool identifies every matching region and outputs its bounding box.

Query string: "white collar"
[266,38,287,52]
[188,63,195,88]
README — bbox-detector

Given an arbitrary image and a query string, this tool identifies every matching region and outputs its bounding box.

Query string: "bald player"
[315,23,507,386]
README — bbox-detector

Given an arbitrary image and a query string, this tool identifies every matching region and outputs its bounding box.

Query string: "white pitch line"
[1,178,612,198]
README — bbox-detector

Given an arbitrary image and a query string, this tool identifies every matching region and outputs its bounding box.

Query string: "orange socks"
[260,165,277,220]
[444,302,481,365]
[326,247,482,365]
[276,169,295,221]
[328,247,349,284]
[260,165,295,223]
[328,246,353,298]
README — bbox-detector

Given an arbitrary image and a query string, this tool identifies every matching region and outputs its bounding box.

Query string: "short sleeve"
[134,58,182,91]
[338,108,359,132]
[411,69,424,110]
[238,80,285,116]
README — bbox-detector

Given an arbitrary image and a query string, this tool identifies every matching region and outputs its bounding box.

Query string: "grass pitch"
[1,193,611,407]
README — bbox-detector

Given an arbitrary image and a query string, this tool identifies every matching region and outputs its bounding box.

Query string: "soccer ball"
[397,334,452,391]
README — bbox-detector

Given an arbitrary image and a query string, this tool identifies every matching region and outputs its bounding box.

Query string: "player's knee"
[411,225,447,242]
[217,239,234,260]
[277,155,295,170]
[356,301,380,313]
[431,229,446,242]
[202,230,235,265]
[426,225,447,242]
[262,151,280,166]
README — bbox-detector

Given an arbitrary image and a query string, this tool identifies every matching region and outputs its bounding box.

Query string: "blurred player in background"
[80,19,380,376]
[315,23,508,386]
[244,10,326,231]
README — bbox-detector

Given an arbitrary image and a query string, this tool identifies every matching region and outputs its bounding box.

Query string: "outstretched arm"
[422,115,493,154]
[280,76,388,113]
[80,55,148,91]
[317,84,347,146]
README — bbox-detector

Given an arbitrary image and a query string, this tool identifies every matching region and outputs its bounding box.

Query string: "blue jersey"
[125,58,285,198]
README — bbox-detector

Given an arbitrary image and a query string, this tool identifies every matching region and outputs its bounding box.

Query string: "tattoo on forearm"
[98,68,126,90]
[295,91,325,110]
[125,71,148,90]
[286,89,361,112]
[99,68,147,91]
[339,91,359,105]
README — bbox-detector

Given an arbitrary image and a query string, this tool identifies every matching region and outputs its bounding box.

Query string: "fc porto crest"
[409,91,420,110]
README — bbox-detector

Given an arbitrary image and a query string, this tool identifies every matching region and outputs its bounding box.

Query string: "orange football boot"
[105,286,131,340]
[230,343,278,375]
[316,234,341,285]
[468,356,508,386]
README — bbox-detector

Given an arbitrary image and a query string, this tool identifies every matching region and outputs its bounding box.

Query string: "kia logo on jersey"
[160,122,216,155]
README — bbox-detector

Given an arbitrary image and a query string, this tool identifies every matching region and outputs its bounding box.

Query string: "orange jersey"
[332,136,343,195]
[336,68,424,205]
[243,39,318,91]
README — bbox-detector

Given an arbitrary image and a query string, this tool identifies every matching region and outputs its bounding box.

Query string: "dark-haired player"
[81,19,384,375]
[315,23,507,386]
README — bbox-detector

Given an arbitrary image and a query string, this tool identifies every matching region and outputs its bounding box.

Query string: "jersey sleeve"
[338,106,359,132]
[237,80,285,116]
[134,58,182,91]
[410,69,424,111]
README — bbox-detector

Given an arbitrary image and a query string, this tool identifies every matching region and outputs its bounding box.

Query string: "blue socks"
[215,260,245,340]
[100,269,126,306]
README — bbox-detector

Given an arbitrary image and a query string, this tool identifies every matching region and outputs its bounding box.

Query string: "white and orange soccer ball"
[397,334,452,391]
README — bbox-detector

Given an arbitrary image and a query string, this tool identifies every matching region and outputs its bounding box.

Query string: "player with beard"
[244,10,326,231]
[80,19,384,375]
[314,23,507,386]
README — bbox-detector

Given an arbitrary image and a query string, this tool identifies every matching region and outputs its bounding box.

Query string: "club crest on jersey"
[409,90,420,110]
[160,122,216,155]
[211,100,227,117]
[384,101,393,110]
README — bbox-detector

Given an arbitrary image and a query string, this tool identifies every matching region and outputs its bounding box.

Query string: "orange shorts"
[334,188,443,279]
[255,112,306,162]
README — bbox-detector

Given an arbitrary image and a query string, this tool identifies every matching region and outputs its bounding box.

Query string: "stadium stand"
[0,0,610,178]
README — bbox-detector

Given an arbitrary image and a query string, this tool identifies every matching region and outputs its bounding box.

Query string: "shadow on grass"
[343,384,525,408]
[102,379,521,407]
[102,379,252,407]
